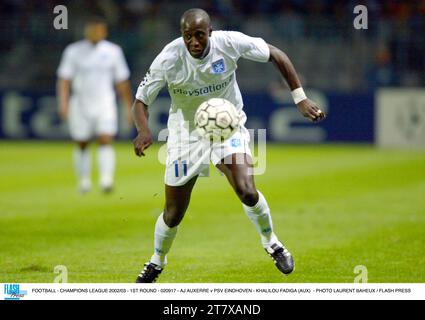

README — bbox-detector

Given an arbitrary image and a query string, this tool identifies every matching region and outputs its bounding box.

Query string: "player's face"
[84,23,108,44]
[181,19,211,59]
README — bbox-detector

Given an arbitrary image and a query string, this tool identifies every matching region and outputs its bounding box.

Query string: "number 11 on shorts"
[173,160,188,177]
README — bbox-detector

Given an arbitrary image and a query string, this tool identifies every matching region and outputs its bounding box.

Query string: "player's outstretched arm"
[268,44,325,122]
[132,99,153,157]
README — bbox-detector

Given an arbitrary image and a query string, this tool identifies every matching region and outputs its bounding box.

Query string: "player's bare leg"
[163,175,198,227]
[136,176,198,283]
[97,134,115,193]
[216,153,294,275]
[74,141,91,194]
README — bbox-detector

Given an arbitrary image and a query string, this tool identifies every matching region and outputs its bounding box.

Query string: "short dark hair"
[180,8,211,28]
[85,15,107,26]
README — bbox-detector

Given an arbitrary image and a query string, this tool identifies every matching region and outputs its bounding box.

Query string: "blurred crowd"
[0,0,424,92]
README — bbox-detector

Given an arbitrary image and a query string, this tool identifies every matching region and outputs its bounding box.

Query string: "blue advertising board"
[0,90,374,142]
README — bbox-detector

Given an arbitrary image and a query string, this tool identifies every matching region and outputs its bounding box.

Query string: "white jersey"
[57,39,130,117]
[135,31,270,130]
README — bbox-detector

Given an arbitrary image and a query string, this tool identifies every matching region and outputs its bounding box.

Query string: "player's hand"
[133,131,153,157]
[59,106,69,121]
[296,99,326,123]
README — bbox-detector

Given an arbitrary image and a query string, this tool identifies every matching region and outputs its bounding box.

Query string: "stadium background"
[0,0,424,283]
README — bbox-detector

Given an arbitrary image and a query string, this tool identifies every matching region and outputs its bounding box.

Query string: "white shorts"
[69,106,117,141]
[164,125,252,186]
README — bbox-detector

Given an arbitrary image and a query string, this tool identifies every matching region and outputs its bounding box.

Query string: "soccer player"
[133,9,325,282]
[57,16,133,193]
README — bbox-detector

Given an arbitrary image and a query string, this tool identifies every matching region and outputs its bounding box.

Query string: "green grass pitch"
[0,142,424,283]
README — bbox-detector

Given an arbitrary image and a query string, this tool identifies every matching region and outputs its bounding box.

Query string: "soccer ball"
[194,98,240,142]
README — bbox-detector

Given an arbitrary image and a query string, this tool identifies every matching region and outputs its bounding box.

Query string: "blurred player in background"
[57,16,133,193]
[133,9,325,282]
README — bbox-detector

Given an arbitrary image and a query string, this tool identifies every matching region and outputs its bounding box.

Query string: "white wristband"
[291,87,307,104]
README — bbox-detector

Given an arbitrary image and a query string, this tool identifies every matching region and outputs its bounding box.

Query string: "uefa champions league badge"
[211,59,226,74]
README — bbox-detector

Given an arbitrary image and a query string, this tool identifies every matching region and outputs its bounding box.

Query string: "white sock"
[150,213,178,267]
[97,145,115,188]
[242,190,279,248]
[74,147,91,185]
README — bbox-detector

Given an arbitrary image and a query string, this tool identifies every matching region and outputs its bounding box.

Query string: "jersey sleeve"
[57,46,76,80]
[135,54,166,106]
[113,47,130,83]
[228,31,270,63]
